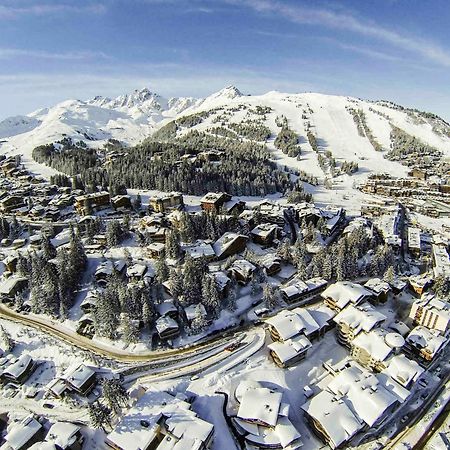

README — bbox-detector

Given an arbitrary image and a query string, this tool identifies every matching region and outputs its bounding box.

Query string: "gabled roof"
[334,303,386,335]
[237,387,282,427]
[322,282,372,309]
[268,334,312,363]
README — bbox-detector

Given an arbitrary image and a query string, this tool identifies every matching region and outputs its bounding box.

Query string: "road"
[0,303,242,364]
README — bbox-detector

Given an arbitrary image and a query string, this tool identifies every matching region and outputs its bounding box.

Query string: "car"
[224,342,241,352]
[401,415,409,423]
[42,402,55,409]
[418,378,428,388]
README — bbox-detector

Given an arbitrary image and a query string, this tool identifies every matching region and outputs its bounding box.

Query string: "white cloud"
[0,48,111,60]
[235,0,450,67]
[0,3,106,18]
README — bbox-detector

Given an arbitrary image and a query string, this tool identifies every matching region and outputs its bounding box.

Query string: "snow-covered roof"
[184,303,206,322]
[322,282,372,309]
[212,232,247,258]
[308,305,336,329]
[45,422,81,449]
[333,303,386,335]
[2,354,33,380]
[3,416,43,450]
[181,241,215,259]
[302,390,363,449]
[364,278,391,295]
[408,227,421,250]
[162,413,214,448]
[250,223,278,238]
[157,300,178,317]
[432,244,450,278]
[62,364,95,390]
[265,310,308,341]
[326,364,400,427]
[237,387,282,427]
[382,354,424,388]
[268,334,312,363]
[229,259,256,277]
[406,326,447,357]
[0,276,27,295]
[352,329,397,362]
[156,316,179,334]
[126,263,147,278]
[107,390,196,450]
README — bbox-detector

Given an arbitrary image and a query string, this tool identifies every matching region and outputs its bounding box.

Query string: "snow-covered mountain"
[0,85,448,184]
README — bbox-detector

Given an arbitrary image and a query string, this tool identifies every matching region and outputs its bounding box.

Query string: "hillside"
[0,86,449,203]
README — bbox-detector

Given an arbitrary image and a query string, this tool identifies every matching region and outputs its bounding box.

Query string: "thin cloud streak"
[234,0,450,67]
[0,3,107,18]
[0,48,111,61]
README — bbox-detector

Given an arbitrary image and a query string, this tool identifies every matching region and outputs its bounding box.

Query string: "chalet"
[106,390,214,450]
[80,291,99,314]
[41,422,84,450]
[211,271,231,298]
[222,198,246,215]
[321,281,373,312]
[149,192,184,213]
[408,274,433,297]
[268,334,312,367]
[147,242,165,258]
[11,239,26,249]
[0,277,28,301]
[227,259,256,284]
[250,223,279,246]
[156,316,180,340]
[1,416,44,450]
[0,354,36,384]
[259,253,282,276]
[62,364,97,396]
[409,295,450,335]
[76,314,94,338]
[3,255,18,273]
[111,194,132,210]
[156,300,178,320]
[94,260,126,285]
[389,278,407,295]
[333,303,387,348]
[280,277,327,304]
[0,195,24,213]
[364,278,391,303]
[232,380,302,449]
[126,263,148,282]
[404,326,447,365]
[181,240,215,260]
[256,201,285,226]
[212,233,248,260]
[184,303,207,324]
[200,192,232,212]
[74,191,110,215]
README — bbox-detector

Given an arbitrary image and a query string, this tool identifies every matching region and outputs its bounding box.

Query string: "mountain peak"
[210,85,243,100]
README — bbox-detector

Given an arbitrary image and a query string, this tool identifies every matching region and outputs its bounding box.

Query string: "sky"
[0,0,449,121]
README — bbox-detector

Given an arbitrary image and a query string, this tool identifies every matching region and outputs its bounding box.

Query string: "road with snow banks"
[0,303,246,364]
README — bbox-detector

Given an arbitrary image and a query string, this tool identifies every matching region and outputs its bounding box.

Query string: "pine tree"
[190,304,209,334]
[41,235,57,261]
[201,275,221,318]
[155,253,169,284]
[433,275,449,298]
[121,314,139,345]
[133,193,142,211]
[263,283,278,309]
[165,230,180,259]
[383,265,395,283]
[0,325,14,352]
[101,378,129,415]
[88,402,112,430]
[106,220,122,247]
[182,255,202,306]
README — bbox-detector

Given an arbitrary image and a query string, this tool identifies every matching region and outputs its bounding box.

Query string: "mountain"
[0,85,448,188]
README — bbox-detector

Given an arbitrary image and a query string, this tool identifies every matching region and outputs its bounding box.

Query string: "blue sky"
[1,0,449,121]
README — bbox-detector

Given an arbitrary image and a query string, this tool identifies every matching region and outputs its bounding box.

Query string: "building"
[0,277,28,301]
[321,282,373,312]
[227,259,256,284]
[364,278,391,303]
[407,227,421,258]
[149,192,184,213]
[381,354,424,389]
[258,253,282,276]
[431,244,450,279]
[1,416,44,450]
[0,354,36,384]
[62,364,97,396]
[111,195,132,210]
[351,329,405,372]
[333,303,387,347]
[409,295,450,335]
[280,277,327,304]
[155,316,180,340]
[39,422,84,450]
[408,274,433,297]
[405,326,447,364]
[106,390,214,450]
[250,223,280,246]
[229,380,303,449]
[74,191,110,215]
[200,192,232,212]
[147,242,166,258]
[268,334,312,367]
[212,233,248,260]
[301,361,410,449]
[181,241,216,260]
[126,263,148,282]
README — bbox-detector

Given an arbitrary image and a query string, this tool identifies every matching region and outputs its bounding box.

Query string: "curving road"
[0,303,243,364]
